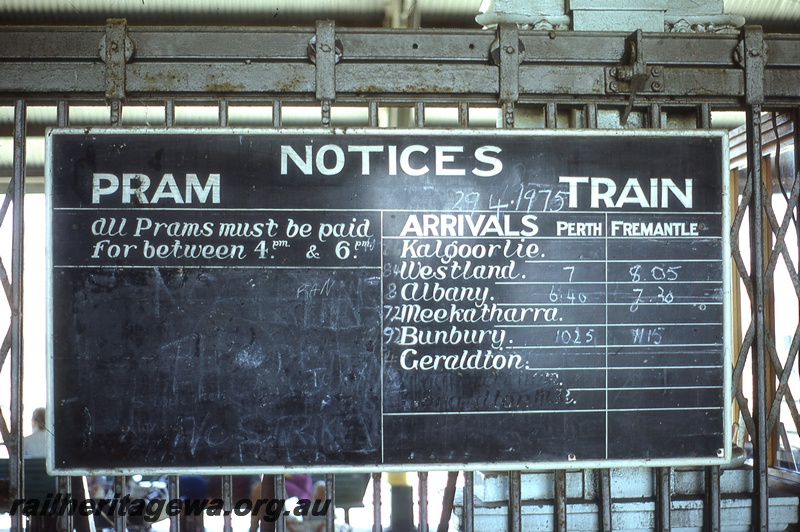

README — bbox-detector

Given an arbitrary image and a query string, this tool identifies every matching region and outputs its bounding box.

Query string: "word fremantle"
[10,494,331,523]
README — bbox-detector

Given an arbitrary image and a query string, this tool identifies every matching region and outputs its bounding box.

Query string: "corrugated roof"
[0,0,481,27]
[0,0,795,30]
[725,0,800,32]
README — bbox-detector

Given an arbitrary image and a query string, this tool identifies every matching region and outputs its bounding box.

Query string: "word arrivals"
[399,214,539,237]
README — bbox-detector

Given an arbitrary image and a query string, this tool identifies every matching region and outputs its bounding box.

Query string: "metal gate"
[1,20,799,531]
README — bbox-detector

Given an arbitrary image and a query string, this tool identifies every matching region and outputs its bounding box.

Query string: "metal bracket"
[99,19,133,101]
[309,20,341,127]
[309,20,341,103]
[606,30,664,95]
[491,23,524,105]
[606,30,664,124]
[739,26,767,105]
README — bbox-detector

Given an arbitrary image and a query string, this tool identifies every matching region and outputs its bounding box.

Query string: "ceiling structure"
[0,0,797,182]
[0,0,797,32]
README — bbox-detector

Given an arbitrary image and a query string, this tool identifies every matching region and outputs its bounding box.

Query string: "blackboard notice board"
[47,128,732,473]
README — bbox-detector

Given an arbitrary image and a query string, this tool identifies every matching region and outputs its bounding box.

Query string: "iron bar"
[554,470,567,532]
[748,102,770,532]
[656,468,671,531]
[57,100,68,127]
[325,474,335,532]
[322,100,331,128]
[169,475,180,532]
[698,102,712,129]
[508,471,521,532]
[114,476,126,532]
[586,102,598,128]
[0,339,9,391]
[0,268,10,324]
[415,102,425,127]
[9,99,25,532]
[275,474,285,532]
[796,107,800,349]
[437,471,459,532]
[372,472,381,532]
[219,99,229,127]
[0,28,798,104]
[459,101,469,128]
[697,100,722,532]
[503,102,514,129]
[272,100,282,128]
[649,103,662,129]
[463,471,474,532]
[546,102,557,129]
[222,474,233,532]
[368,101,379,127]
[498,23,520,105]
[56,475,73,532]
[600,469,612,532]
[165,99,175,127]
[57,476,72,532]
[796,106,800,276]
[705,466,721,532]
[418,471,429,532]
[744,26,768,531]
[314,20,336,106]
[110,99,121,126]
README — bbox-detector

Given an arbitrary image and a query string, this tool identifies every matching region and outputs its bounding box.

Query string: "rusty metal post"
[554,470,567,532]
[508,471,521,532]
[372,472,382,532]
[9,99,26,532]
[744,25,769,532]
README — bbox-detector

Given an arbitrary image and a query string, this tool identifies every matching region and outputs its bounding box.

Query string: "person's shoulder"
[23,429,48,458]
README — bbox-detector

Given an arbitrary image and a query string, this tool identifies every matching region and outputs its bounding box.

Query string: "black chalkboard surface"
[47,129,731,473]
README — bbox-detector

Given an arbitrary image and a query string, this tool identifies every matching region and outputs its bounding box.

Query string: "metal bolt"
[110,42,119,52]
[609,82,619,92]
[651,66,661,76]
[610,67,618,77]
[320,44,332,53]
[505,46,515,54]
[748,48,761,57]
[716,448,725,457]
[651,81,663,91]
